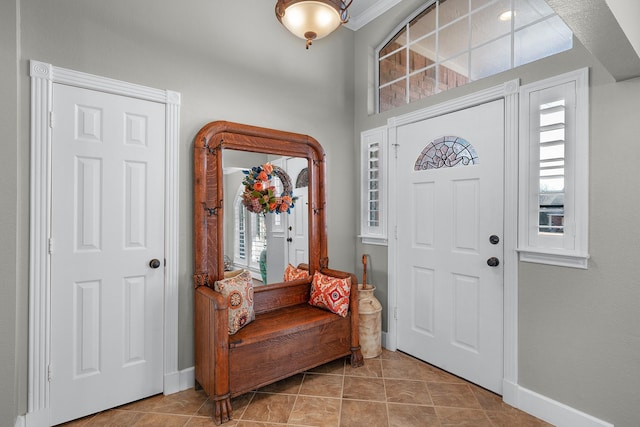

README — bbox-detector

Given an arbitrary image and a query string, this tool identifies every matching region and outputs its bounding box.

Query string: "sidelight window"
[518,68,589,268]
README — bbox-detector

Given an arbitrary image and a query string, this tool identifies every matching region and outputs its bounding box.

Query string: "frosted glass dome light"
[276,0,352,49]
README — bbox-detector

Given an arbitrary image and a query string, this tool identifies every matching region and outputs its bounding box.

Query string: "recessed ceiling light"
[499,10,516,21]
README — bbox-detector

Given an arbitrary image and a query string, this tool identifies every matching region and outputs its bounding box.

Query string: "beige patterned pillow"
[283,263,310,282]
[214,269,255,334]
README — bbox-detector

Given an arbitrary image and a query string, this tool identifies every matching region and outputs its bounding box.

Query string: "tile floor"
[59,349,553,427]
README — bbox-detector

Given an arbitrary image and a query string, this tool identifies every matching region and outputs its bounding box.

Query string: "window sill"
[359,235,388,246]
[517,248,589,269]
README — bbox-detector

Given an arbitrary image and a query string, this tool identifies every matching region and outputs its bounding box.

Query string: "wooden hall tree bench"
[192,121,364,425]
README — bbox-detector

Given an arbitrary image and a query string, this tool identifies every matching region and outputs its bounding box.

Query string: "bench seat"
[228,304,351,395]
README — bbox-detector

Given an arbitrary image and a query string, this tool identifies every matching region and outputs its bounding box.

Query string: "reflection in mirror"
[222,149,309,285]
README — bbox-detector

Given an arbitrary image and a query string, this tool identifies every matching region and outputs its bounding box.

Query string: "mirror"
[193,121,327,288]
[222,149,309,285]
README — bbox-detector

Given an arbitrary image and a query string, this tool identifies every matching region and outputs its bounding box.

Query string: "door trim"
[387,80,520,403]
[27,60,181,425]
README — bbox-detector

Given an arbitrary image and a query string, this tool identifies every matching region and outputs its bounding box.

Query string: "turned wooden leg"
[213,395,233,425]
[350,346,364,368]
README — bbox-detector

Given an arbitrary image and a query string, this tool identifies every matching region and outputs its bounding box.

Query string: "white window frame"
[233,190,266,277]
[375,0,573,114]
[360,126,388,245]
[518,68,589,268]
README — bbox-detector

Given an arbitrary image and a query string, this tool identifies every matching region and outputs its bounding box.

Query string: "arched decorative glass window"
[295,168,309,188]
[414,136,478,170]
[377,0,573,113]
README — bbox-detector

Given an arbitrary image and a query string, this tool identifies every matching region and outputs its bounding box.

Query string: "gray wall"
[4,0,640,426]
[353,1,640,426]
[1,0,24,424]
[2,1,356,425]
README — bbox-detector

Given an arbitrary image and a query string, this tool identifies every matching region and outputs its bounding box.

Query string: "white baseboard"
[164,367,195,395]
[179,367,195,391]
[14,414,25,427]
[503,380,613,427]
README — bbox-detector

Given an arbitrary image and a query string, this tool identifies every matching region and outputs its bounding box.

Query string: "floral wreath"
[241,163,297,214]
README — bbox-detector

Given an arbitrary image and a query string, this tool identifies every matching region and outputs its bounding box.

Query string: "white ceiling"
[344,0,402,30]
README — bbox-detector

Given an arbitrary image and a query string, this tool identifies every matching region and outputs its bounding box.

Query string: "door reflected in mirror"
[222,149,309,285]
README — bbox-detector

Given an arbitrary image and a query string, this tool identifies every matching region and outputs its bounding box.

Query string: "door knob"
[149,259,161,269]
[286,237,293,243]
[489,235,500,244]
[487,257,500,267]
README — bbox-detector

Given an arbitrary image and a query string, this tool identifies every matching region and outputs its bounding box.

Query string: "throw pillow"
[283,263,310,282]
[214,269,255,334]
[309,271,351,317]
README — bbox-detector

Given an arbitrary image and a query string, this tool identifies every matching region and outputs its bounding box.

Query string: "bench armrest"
[320,267,364,367]
[194,286,233,423]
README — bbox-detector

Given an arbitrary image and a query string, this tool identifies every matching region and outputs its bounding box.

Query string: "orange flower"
[253,181,264,191]
[283,195,292,204]
[279,203,289,212]
[269,202,277,211]
[257,171,268,181]
[262,163,274,174]
[262,195,270,202]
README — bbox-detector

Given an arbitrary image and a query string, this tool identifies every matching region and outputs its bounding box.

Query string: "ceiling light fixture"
[275,0,353,49]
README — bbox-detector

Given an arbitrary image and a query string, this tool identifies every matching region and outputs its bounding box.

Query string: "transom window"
[377,0,573,113]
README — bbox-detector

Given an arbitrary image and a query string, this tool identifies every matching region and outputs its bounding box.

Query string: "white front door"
[286,158,309,267]
[395,99,504,393]
[50,84,165,424]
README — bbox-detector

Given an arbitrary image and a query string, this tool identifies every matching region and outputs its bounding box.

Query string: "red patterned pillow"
[309,271,351,317]
[214,269,255,334]
[284,264,310,282]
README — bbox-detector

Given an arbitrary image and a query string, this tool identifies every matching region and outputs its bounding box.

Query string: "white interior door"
[286,158,309,267]
[395,99,504,393]
[50,84,165,424]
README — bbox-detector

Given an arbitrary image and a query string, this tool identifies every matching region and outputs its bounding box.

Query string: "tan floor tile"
[380,349,412,361]
[427,383,481,409]
[342,376,385,401]
[486,410,555,426]
[133,413,190,427]
[381,358,423,380]
[116,393,165,412]
[58,351,551,427]
[82,410,145,426]
[307,358,346,375]
[435,407,492,427]
[118,389,208,416]
[345,358,383,378]
[235,422,284,427]
[55,413,98,426]
[288,395,341,427]
[387,403,440,427]
[384,379,432,405]
[299,373,344,398]
[241,393,296,423]
[185,416,239,426]
[258,373,304,394]
[468,384,513,412]
[196,392,254,420]
[339,400,388,427]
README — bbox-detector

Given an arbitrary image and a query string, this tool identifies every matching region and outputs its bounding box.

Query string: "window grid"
[377,0,572,113]
[538,100,566,234]
[360,127,388,245]
[367,143,380,227]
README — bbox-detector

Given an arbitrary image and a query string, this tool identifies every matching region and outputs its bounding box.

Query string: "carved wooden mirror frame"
[193,121,327,287]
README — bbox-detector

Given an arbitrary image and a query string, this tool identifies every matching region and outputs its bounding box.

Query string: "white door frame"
[387,80,520,405]
[27,60,181,426]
